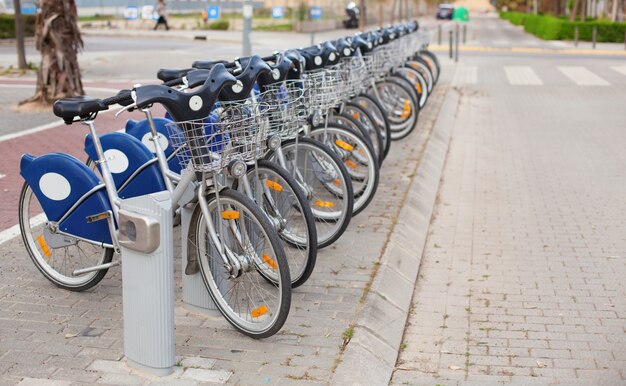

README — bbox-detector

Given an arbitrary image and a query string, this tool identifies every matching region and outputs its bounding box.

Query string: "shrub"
[0,15,37,40]
[499,11,626,42]
[208,20,229,30]
[253,23,293,32]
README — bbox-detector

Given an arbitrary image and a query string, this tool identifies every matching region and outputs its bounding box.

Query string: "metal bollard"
[463,24,467,44]
[575,26,579,47]
[449,30,453,59]
[455,24,460,62]
[310,31,315,46]
[119,191,174,376]
[438,24,442,45]
[592,26,597,49]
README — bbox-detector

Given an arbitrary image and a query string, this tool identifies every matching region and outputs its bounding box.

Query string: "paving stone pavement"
[391,55,626,385]
[0,68,448,384]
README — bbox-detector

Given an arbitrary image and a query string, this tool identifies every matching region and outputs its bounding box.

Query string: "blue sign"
[124,6,139,20]
[310,7,323,20]
[271,6,285,19]
[21,6,37,14]
[207,6,220,20]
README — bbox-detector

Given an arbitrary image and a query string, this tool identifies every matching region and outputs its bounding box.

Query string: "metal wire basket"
[165,100,271,172]
[339,55,367,98]
[362,51,386,80]
[258,81,308,141]
[303,65,344,112]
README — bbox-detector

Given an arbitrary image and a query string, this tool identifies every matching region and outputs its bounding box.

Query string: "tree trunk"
[611,0,619,20]
[13,0,28,70]
[570,0,581,20]
[22,0,84,105]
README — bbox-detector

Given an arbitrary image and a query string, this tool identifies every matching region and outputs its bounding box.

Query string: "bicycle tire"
[192,187,291,339]
[352,93,392,161]
[233,160,317,288]
[374,78,419,140]
[267,137,353,248]
[18,181,113,291]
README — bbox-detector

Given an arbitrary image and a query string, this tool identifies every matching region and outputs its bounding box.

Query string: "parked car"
[436,4,454,20]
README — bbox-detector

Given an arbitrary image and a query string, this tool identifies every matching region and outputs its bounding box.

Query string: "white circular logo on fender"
[272,68,281,80]
[232,80,244,94]
[329,53,336,61]
[189,95,203,111]
[343,48,351,56]
[104,149,129,174]
[314,56,322,66]
[141,132,169,153]
[368,42,373,49]
[39,173,71,201]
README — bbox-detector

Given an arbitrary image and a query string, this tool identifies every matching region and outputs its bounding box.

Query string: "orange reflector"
[251,305,268,318]
[265,180,283,192]
[351,112,360,120]
[315,200,335,208]
[221,210,240,220]
[400,100,411,119]
[415,82,422,94]
[262,254,277,269]
[334,179,341,186]
[345,160,357,169]
[335,139,354,152]
[37,235,51,258]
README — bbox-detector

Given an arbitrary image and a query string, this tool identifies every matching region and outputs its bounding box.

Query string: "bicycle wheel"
[393,68,428,109]
[374,78,419,140]
[192,188,291,339]
[309,124,379,216]
[343,102,385,165]
[326,112,378,160]
[234,160,317,288]
[408,57,435,94]
[352,93,392,161]
[18,182,113,291]
[419,50,441,84]
[268,137,353,248]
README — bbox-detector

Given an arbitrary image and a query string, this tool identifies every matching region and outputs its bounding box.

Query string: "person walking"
[154,0,170,30]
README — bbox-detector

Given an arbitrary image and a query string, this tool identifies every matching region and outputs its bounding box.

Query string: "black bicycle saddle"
[133,63,237,122]
[157,68,192,82]
[350,34,370,54]
[53,96,108,124]
[191,59,228,70]
[218,55,271,101]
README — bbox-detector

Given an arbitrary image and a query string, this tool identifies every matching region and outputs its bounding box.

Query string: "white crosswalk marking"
[504,66,543,86]
[453,65,477,86]
[612,66,626,76]
[557,66,610,86]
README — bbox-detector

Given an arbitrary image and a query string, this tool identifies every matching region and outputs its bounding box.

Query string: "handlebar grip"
[102,90,133,106]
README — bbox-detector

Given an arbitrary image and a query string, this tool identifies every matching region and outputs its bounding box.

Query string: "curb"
[331,78,460,386]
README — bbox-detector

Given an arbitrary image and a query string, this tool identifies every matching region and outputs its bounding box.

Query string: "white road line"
[453,65,478,86]
[0,213,46,246]
[0,174,5,179]
[0,84,121,93]
[612,66,626,76]
[504,66,543,86]
[557,66,610,86]
[492,39,510,46]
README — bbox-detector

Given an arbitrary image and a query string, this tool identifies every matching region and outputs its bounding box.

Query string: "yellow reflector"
[262,254,277,269]
[334,179,341,186]
[265,180,283,192]
[415,82,422,94]
[335,139,354,152]
[221,210,240,220]
[400,100,411,119]
[351,112,360,119]
[345,160,357,169]
[315,200,335,208]
[251,305,268,318]
[37,235,51,258]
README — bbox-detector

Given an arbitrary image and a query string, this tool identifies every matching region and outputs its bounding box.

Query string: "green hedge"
[0,15,37,39]
[500,11,626,42]
[207,20,229,30]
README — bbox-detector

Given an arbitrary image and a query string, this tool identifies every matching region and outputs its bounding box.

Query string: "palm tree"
[13,0,28,70]
[22,0,84,105]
